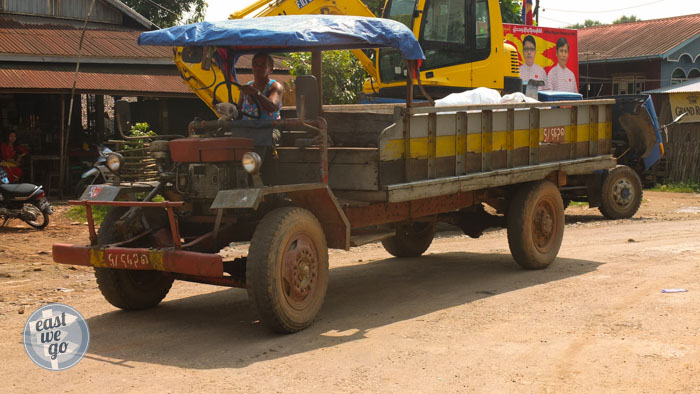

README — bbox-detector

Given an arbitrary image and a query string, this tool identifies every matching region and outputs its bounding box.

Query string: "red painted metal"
[52,243,223,277]
[69,200,185,248]
[168,137,254,162]
[345,191,475,229]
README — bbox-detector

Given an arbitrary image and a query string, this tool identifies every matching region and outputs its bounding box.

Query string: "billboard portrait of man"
[547,37,578,93]
[503,24,579,94]
[519,35,547,89]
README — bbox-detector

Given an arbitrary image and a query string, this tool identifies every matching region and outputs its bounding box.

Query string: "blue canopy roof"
[138,14,424,60]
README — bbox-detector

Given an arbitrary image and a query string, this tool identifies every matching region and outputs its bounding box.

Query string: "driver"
[238,53,284,120]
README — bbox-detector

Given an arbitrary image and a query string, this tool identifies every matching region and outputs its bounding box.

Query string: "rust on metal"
[52,243,223,277]
[345,191,475,229]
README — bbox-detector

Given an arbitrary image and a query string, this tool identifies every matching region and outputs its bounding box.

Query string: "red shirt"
[1,142,28,162]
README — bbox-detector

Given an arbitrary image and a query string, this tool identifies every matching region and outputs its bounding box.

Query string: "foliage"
[66,194,165,225]
[612,15,640,24]
[499,0,522,24]
[568,15,639,29]
[66,205,110,226]
[650,182,700,193]
[567,19,602,29]
[361,0,384,16]
[123,122,156,150]
[121,0,207,27]
[284,51,367,105]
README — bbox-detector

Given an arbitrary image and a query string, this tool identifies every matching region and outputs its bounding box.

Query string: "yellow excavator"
[175,0,521,110]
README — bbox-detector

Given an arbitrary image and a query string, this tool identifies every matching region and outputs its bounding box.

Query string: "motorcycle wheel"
[23,204,49,229]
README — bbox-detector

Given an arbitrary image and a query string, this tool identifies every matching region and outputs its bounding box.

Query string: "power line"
[143,0,179,16]
[543,0,665,14]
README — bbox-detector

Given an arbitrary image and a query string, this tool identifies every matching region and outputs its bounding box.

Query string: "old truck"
[53,15,616,333]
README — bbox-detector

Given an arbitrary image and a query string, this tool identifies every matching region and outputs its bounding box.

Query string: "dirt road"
[1,191,699,393]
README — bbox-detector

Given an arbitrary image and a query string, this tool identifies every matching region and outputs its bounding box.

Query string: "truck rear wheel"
[507,181,565,270]
[94,207,174,310]
[381,221,436,258]
[598,165,643,220]
[247,207,329,333]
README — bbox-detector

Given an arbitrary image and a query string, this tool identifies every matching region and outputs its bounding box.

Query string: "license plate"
[543,126,566,144]
[104,251,153,270]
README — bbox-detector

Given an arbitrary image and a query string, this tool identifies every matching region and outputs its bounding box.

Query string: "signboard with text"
[669,93,700,123]
[503,24,579,93]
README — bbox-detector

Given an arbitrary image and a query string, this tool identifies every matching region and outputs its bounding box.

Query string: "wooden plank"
[569,106,578,160]
[403,112,411,182]
[481,110,493,172]
[589,105,599,157]
[385,156,617,203]
[529,108,540,165]
[506,108,515,169]
[428,112,437,178]
[455,111,468,176]
[407,99,616,115]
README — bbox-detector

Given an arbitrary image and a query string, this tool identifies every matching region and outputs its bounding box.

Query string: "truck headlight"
[106,152,124,172]
[241,152,262,175]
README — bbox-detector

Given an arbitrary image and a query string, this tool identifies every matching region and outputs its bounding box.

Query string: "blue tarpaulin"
[138,14,424,60]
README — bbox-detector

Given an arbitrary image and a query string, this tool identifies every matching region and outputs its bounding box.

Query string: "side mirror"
[295,75,321,120]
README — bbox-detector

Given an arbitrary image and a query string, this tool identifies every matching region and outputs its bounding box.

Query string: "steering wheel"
[211,81,262,120]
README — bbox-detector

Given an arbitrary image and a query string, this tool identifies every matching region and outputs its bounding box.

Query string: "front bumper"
[52,243,223,277]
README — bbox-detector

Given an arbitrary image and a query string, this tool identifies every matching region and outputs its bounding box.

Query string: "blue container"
[538,91,583,101]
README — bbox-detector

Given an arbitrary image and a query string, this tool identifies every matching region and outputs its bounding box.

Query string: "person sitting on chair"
[1,131,28,183]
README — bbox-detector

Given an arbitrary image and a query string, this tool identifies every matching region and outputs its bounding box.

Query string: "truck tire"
[598,165,643,220]
[94,207,174,310]
[247,207,329,333]
[381,221,436,258]
[507,181,565,270]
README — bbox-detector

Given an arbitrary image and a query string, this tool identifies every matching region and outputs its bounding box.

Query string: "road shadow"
[84,251,602,370]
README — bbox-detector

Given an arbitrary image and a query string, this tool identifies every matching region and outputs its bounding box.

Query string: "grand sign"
[669,93,700,123]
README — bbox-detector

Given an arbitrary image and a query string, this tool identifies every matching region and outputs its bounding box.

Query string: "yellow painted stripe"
[381,122,611,161]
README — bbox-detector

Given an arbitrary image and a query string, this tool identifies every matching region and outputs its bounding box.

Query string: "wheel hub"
[533,198,556,252]
[612,179,634,207]
[281,234,318,309]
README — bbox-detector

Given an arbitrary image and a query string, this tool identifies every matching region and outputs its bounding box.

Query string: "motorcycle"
[75,145,113,197]
[0,166,53,229]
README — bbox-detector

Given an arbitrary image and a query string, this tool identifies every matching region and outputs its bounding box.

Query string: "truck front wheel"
[507,181,565,270]
[598,165,643,220]
[94,207,174,310]
[381,221,436,258]
[247,207,329,333]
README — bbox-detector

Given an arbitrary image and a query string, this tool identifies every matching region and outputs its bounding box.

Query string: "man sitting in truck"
[237,53,284,120]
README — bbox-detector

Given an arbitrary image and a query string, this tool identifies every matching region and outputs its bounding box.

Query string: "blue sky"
[204,0,700,28]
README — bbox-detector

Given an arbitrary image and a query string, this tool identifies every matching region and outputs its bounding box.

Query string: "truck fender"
[211,184,350,249]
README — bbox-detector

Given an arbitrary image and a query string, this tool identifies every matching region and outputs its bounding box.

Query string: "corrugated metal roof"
[0,18,288,70]
[0,63,291,96]
[644,78,700,94]
[0,18,170,61]
[578,14,700,63]
[0,63,192,96]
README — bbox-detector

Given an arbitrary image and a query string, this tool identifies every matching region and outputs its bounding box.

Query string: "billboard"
[503,24,579,93]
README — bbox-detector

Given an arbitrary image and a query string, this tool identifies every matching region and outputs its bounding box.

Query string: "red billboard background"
[503,24,579,92]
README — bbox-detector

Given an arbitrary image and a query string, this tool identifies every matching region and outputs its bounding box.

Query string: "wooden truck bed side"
[378,99,615,186]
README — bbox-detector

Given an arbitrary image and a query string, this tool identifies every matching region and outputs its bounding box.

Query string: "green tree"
[613,15,640,24]
[121,0,207,28]
[361,0,384,16]
[284,51,367,105]
[499,0,522,24]
[567,19,602,29]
